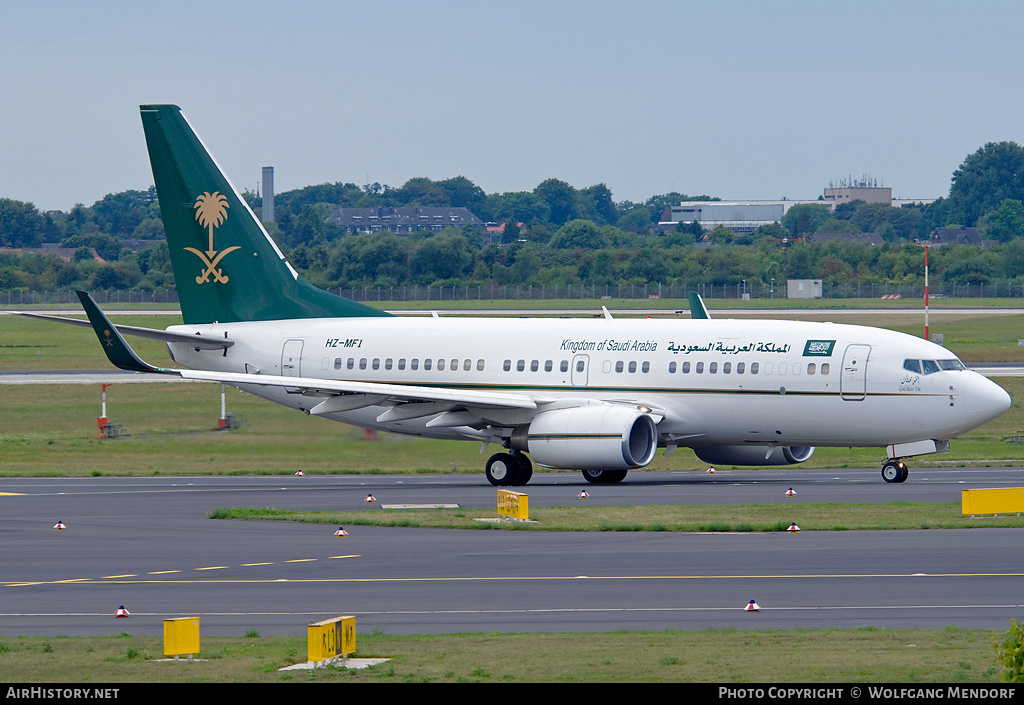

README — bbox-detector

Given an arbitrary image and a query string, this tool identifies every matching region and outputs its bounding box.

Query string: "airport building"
[666,200,831,234]
[326,206,484,235]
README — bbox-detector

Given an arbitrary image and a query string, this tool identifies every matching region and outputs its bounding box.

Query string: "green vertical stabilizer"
[140,105,390,324]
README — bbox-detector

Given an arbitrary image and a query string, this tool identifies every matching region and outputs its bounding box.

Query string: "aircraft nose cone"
[964,376,1012,427]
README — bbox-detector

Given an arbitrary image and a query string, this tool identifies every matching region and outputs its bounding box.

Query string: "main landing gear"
[581,469,628,484]
[881,459,908,483]
[485,451,533,487]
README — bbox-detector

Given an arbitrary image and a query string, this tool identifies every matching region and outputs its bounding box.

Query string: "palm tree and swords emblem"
[186,191,240,284]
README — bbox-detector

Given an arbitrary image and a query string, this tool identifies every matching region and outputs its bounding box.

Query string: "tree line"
[2,141,1024,294]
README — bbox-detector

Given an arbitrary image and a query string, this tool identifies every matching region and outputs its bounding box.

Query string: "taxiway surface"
[2,469,1023,637]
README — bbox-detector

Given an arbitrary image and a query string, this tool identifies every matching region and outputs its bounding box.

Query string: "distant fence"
[2,281,1024,308]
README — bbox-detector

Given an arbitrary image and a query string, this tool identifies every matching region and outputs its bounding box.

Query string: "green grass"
[0,376,1021,477]
[0,628,1005,682]
[209,502,1024,532]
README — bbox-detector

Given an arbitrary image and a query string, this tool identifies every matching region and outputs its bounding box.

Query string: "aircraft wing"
[177,368,538,411]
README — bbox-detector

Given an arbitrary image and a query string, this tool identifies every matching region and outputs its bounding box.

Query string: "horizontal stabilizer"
[13,311,234,349]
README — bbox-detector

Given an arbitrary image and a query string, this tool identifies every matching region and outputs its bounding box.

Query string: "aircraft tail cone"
[745,600,760,612]
[115,605,130,618]
[334,527,348,536]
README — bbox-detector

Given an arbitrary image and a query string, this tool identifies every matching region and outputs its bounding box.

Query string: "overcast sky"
[3,0,1023,212]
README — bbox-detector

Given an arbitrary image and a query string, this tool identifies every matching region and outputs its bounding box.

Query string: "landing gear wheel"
[486,453,521,486]
[603,470,627,484]
[881,460,908,483]
[511,452,533,486]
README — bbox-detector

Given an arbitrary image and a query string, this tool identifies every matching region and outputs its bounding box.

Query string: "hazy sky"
[3,0,1023,212]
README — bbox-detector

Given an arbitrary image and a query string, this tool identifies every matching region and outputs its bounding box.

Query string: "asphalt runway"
[3,469,1024,637]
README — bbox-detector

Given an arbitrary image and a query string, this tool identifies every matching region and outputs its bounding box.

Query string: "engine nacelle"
[511,405,658,470]
[694,444,815,466]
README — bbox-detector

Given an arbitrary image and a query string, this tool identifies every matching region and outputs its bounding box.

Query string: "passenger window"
[347,358,355,370]
[903,359,921,374]
[424,359,432,370]
[576,360,585,373]
[750,362,759,375]
[696,362,704,373]
[503,359,511,371]
[792,362,800,376]
[682,361,690,373]
[531,360,539,372]
[807,363,816,375]
[359,358,367,370]
[560,360,569,372]
[763,362,773,375]
[398,358,406,370]
[438,359,446,371]
[615,361,624,373]
[411,358,419,370]
[778,362,787,375]
[669,362,676,373]
[723,362,731,374]
[334,358,342,370]
[372,358,380,370]
[820,363,829,375]
[517,359,525,371]
[385,358,393,370]
[544,360,553,372]
[477,359,485,371]
[736,362,745,374]
[450,359,458,371]
[641,361,650,373]
[709,362,717,373]
[628,361,637,373]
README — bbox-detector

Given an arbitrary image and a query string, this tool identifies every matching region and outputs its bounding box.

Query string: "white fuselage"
[164,315,1010,453]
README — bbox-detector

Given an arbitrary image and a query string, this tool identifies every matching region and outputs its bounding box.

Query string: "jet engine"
[694,444,815,466]
[510,404,658,470]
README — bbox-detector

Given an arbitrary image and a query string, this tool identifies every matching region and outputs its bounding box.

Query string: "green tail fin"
[140,104,390,324]
[688,291,710,319]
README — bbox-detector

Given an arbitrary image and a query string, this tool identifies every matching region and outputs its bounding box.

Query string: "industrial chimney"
[261,166,275,222]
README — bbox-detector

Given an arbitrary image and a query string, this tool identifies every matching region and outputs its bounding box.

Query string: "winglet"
[75,291,175,375]
[688,292,710,320]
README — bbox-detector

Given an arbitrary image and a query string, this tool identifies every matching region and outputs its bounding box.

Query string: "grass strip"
[0,627,1006,683]
[208,502,1024,532]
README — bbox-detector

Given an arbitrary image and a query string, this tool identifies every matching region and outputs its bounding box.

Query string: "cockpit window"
[905,358,966,375]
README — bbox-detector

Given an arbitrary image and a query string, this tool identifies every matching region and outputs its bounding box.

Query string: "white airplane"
[22,105,1012,486]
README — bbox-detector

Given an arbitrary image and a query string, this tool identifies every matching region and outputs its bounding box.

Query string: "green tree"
[781,203,832,236]
[0,198,49,248]
[549,219,608,249]
[534,179,577,227]
[979,199,1024,242]
[947,141,1024,227]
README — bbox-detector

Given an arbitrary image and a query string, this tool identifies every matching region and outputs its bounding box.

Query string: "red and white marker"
[788,522,800,533]
[53,521,66,531]
[334,527,348,537]
[364,494,376,503]
[706,466,715,474]
[745,600,760,612]
[785,487,796,497]
[115,605,130,618]
[578,490,589,499]
[294,471,305,476]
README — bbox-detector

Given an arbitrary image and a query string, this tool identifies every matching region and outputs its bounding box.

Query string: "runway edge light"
[786,487,796,497]
[53,520,66,530]
[335,527,348,536]
[115,605,130,618]
[788,522,801,533]
[745,600,760,612]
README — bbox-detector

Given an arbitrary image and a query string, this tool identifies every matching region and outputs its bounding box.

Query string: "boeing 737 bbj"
[20,105,1012,485]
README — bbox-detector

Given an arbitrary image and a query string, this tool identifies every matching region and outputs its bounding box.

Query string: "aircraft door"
[281,339,304,378]
[571,354,589,387]
[840,344,870,401]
